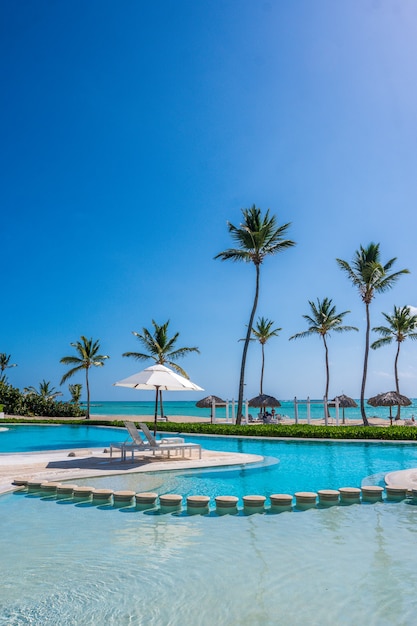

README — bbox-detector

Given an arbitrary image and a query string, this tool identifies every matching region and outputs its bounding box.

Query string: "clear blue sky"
[2,0,417,402]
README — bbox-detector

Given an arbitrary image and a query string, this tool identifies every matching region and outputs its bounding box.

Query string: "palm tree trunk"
[85,368,90,419]
[323,335,330,422]
[237,263,260,425]
[361,303,370,426]
[260,343,265,395]
[394,341,401,420]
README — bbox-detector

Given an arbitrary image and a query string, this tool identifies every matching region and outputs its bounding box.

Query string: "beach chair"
[110,421,154,461]
[139,423,202,459]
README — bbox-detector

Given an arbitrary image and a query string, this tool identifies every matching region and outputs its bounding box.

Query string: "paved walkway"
[0,447,263,495]
[385,468,417,490]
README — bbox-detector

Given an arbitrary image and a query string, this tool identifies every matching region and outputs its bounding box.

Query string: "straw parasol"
[248,394,281,415]
[196,395,226,423]
[331,394,358,424]
[196,395,226,408]
[367,391,411,425]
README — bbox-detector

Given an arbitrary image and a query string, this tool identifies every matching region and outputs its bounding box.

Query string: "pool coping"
[0,447,264,495]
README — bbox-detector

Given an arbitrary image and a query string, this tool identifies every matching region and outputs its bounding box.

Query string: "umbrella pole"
[159,389,165,421]
[154,386,159,437]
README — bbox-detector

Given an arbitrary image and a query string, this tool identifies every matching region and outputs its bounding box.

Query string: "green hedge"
[1,417,417,441]
[0,382,85,418]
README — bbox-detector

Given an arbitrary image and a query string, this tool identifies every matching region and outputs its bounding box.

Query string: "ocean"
[88,399,417,422]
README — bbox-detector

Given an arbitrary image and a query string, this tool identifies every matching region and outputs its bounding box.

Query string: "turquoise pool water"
[0,424,123,453]
[2,424,417,497]
[1,492,417,625]
[2,425,417,624]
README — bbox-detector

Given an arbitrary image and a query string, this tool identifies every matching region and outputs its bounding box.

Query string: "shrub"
[0,382,85,418]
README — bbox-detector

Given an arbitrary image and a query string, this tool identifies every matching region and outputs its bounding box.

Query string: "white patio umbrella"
[114,364,204,435]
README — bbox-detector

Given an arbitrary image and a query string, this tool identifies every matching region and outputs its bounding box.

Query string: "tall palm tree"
[122,320,200,419]
[249,317,281,395]
[60,336,109,418]
[24,380,63,400]
[337,243,409,425]
[371,305,417,418]
[215,205,295,424]
[289,298,358,416]
[0,353,17,382]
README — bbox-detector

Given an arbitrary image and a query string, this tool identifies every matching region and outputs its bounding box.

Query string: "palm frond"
[167,347,200,359]
[289,328,318,340]
[371,337,393,349]
[60,365,85,385]
[122,351,151,360]
[165,361,188,377]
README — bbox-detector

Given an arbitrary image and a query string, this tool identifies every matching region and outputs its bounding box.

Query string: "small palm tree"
[289,298,358,415]
[215,205,295,424]
[248,317,281,395]
[337,243,409,425]
[24,380,63,400]
[60,336,109,418]
[0,353,17,382]
[371,305,417,418]
[123,320,200,419]
[69,383,83,405]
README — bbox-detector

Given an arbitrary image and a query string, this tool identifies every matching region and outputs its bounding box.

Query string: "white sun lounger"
[139,423,202,459]
[110,422,153,461]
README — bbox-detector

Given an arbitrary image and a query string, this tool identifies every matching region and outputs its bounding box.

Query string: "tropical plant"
[215,205,295,424]
[122,320,200,419]
[0,353,17,382]
[60,336,109,418]
[337,243,409,425]
[0,381,84,418]
[24,379,63,400]
[69,383,83,405]
[371,305,417,418]
[247,317,281,395]
[289,298,358,416]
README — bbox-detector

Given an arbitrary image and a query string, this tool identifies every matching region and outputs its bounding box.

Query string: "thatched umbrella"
[248,394,281,416]
[196,395,226,423]
[367,391,411,425]
[331,394,358,424]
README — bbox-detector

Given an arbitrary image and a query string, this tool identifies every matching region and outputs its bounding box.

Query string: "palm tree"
[122,320,200,419]
[215,205,295,424]
[249,317,281,395]
[337,243,409,425]
[24,380,63,400]
[60,336,109,418]
[371,305,417,418]
[289,298,358,417]
[0,353,17,382]
[69,383,83,405]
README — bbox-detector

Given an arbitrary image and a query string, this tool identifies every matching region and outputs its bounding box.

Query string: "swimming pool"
[2,424,417,497]
[2,425,417,624]
[1,491,417,625]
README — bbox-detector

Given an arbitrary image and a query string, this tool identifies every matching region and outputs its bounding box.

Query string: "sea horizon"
[87,399,417,421]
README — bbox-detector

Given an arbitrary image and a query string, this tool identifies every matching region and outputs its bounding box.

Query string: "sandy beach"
[92,413,402,427]
[4,412,407,427]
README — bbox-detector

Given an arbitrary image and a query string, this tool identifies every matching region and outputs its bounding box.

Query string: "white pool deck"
[0,447,263,495]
